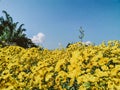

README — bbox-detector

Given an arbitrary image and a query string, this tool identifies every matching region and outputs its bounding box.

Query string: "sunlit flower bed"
[0,41,120,90]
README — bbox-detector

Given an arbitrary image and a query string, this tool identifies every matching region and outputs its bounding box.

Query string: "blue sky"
[0,0,120,49]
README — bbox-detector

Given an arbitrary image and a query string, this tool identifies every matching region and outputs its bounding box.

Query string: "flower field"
[0,41,120,90]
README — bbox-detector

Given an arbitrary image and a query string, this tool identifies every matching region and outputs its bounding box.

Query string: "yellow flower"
[4,85,14,90]
[107,80,115,89]
[111,65,120,76]
[68,67,80,79]
[0,41,120,89]
[77,77,83,84]
[115,85,120,90]
[95,69,108,77]
[99,57,109,66]
[112,78,120,86]
[79,85,87,90]
[55,59,66,72]
[45,73,53,82]
[101,65,109,71]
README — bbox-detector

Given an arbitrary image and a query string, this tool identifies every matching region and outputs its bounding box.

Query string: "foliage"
[66,42,73,48]
[0,10,37,48]
[0,40,120,89]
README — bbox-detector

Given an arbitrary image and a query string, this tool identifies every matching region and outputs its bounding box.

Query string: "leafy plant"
[0,10,37,48]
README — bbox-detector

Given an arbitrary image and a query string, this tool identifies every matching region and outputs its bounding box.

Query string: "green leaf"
[83,82,91,89]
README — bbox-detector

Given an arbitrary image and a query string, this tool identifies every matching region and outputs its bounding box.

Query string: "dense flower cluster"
[0,40,120,90]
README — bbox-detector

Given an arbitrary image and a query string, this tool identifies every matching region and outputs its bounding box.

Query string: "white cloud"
[31,32,45,44]
[82,41,92,45]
